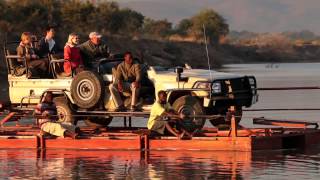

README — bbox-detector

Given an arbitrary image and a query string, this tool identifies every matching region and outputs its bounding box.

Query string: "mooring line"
[257,86,320,91]
[244,108,320,111]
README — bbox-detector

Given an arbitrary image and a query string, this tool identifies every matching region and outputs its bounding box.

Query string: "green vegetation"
[0,1,229,43]
[143,18,173,39]
[0,0,230,71]
[0,0,144,37]
[188,9,229,42]
[0,0,320,72]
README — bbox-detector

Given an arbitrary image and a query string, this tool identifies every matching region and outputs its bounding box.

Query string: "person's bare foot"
[71,133,78,139]
[185,131,193,139]
[38,130,45,136]
[179,130,192,140]
[178,131,186,140]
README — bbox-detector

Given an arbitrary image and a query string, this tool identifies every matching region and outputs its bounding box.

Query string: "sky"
[116,0,320,34]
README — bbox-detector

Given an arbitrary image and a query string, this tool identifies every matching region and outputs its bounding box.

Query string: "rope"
[244,108,320,111]
[257,86,320,91]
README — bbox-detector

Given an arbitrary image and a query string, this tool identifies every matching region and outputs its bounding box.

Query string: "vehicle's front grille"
[211,76,257,107]
[229,78,250,92]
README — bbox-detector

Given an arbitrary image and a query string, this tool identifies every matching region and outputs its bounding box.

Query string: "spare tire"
[71,71,104,109]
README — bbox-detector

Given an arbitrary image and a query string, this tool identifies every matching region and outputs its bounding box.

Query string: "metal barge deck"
[1,114,319,151]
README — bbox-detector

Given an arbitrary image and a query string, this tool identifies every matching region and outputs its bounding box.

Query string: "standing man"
[109,52,141,111]
[37,26,60,58]
[147,91,192,139]
[79,31,110,69]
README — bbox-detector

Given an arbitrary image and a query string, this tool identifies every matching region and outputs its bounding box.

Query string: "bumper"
[209,76,258,107]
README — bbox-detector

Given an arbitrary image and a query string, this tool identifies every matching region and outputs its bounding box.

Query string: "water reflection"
[1,148,320,179]
[2,63,320,179]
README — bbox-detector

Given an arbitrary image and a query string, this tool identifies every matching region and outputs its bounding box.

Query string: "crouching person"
[35,92,77,139]
[147,91,192,139]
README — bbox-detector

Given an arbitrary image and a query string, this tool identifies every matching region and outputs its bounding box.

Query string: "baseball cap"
[89,32,102,39]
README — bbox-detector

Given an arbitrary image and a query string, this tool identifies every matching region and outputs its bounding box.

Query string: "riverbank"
[1,35,320,71]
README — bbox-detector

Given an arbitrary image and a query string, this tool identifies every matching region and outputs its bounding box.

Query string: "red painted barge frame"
[0,126,319,151]
[1,109,320,151]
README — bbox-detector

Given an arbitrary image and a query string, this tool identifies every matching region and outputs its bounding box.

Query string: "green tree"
[176,18,192,36]
[60,0,96,34]
[109,8,144,35]
[94,2,119,33]
[0,1,11,34]
[2,0,57,35]
[120,8,144,35]
[143,18,172,38]
[190,9,229,43]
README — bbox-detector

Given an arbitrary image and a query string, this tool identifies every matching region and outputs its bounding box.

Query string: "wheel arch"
[43,89,77,124]
[167,90,199,105]
[41,89,74,104]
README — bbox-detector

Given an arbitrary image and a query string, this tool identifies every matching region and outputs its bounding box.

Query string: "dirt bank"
[1,36,320,102]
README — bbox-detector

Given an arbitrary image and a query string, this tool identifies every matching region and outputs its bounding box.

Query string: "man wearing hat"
[79,32,110,69]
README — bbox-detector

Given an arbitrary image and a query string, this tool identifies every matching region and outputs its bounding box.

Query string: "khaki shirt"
[116,62,141,83]
[17,43,37,61]
[79,40,109,68]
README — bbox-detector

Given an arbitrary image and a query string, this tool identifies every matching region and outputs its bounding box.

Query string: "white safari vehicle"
[3,41,258,131]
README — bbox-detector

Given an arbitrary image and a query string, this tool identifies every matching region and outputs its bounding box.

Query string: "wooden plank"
[304,130,320,147]
[44,138,142,150]
[149,137,252,151]
[251,136,282,150]
[0,137,38,149]
[253,117,318,128]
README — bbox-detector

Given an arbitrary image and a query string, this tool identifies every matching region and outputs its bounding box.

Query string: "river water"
[1,63,320,179]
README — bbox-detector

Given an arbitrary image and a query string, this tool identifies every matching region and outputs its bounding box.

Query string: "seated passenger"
[35,92,77,139]
[17,32,48,78]
[64,33,83,76]
[79,31,110,69]
[37,26,61,58]
[147,91,192,139]
[109,52,141,112]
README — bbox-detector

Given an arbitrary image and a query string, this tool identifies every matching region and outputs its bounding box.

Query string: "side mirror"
[175,67,183,74]
[29,89,35,96]
[175,67,188,82]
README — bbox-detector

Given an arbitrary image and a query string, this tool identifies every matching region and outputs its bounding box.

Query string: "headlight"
[194,82,211,89]
[248,77,257,95]
[212,82,222,93]
[248,78,255,85]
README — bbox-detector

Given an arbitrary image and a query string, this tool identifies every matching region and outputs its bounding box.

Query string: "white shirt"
[47,38,55,52]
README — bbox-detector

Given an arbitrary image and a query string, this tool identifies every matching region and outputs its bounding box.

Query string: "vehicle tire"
[84,117,113,127]
[71,71,104,109]
[172,95,205,132]
[209,106,242,127]
[53,97,75,124]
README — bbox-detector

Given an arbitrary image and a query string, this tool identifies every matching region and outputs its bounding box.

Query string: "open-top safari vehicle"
[2,40,258,132]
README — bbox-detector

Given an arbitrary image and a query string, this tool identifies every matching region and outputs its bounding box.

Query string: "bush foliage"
[0,0,229,43]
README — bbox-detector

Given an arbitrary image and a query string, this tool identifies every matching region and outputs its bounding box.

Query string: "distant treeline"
[1,0,319,69]
[228,30,320,43]
[0,0,229,43]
